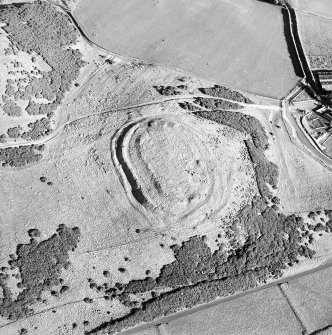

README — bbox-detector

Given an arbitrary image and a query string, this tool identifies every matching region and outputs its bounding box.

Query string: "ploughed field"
[74,0,299,98]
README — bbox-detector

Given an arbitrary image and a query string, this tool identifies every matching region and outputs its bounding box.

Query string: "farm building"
[307,108,332,135]
[323,110,332,122]
[315,106,332,123]
[316,71,332,92]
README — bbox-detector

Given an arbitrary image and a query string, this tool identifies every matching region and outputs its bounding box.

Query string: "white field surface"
[74,0,299,99]
[280,266,332,334]
[297,11,332,69]
[166,286,303,335]
[290,0,332,19]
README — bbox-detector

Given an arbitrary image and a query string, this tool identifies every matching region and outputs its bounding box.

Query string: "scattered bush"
[3,100,22,116]
[27,229,41,238]
[326,221,332,232]
[0,1,85,119]
[5,83,16,97]
[0,225,80,320]
[197,111,278,198]
[0,144,45,167]
[194,97,242,110]
[103,271,110,277]
[308,211,316,219]
[7,126,22,139]
[314,223,325,232]
[85,111,329,335]
[198,85,253,103]
[0,134,6,143]
[60,285,69,294]
[21,118,52,140]
[154,85,184,96]
[25,101,41,116]
[178,101,202,111]
[87,203,314,335]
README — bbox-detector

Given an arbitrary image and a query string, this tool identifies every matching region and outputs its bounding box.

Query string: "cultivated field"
[74,0,299,99]
[290,0,332,19]
[297,11,332,69]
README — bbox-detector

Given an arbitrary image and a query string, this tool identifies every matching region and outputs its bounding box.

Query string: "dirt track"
[0,95,279,149]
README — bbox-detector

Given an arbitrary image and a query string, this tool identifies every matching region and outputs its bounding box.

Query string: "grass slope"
[87,112,325,335]
[74,0,298,98]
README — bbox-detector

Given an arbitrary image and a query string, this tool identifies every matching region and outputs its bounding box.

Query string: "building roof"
[323,111,332,122]
[317,71,332,91]
[318,75,332,81]
[317,70,332,77]
[310,111,331,129]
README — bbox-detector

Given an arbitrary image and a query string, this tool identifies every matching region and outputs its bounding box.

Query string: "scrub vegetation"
[0,225,80,320]
[0,144,45,167]
[86,112,323,335]
[198,85,253,103]
[153,85,187,96]
[0,0,85,142]
[193,85,252,110]
[0,1,85,113]
[193,97,243,110]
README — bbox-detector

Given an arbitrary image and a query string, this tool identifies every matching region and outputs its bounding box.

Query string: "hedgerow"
[194,97,242,110]
[198,85,253,104]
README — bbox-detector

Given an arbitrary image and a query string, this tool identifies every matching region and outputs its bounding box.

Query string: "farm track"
[0,95,279,149]
[0,0,284,152]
